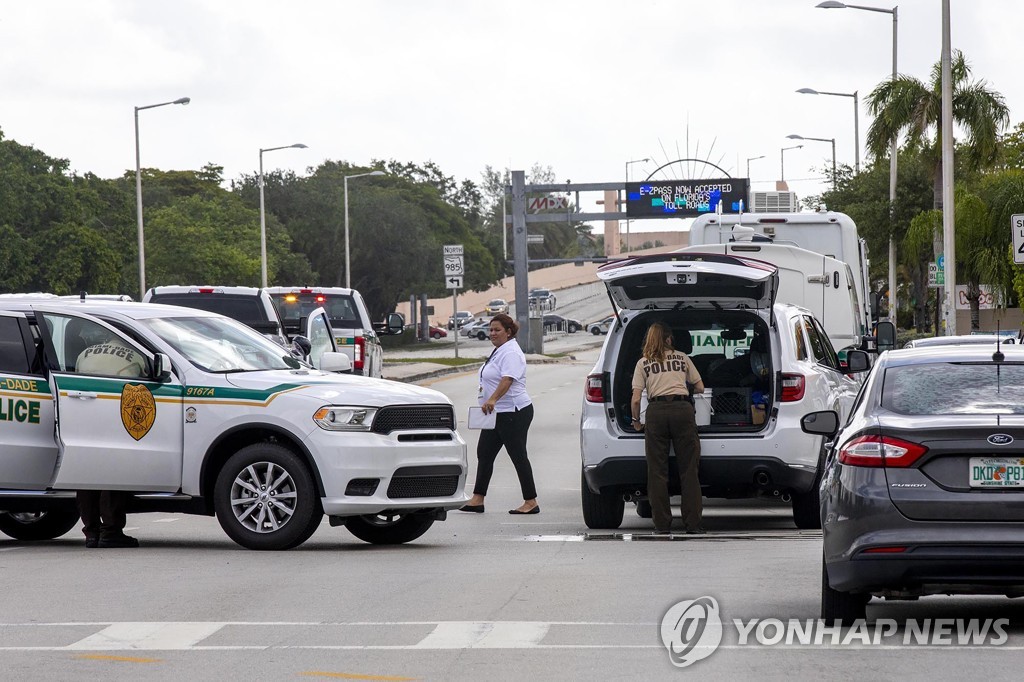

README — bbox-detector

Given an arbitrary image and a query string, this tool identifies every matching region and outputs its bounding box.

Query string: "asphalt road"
[2,348,1023,679]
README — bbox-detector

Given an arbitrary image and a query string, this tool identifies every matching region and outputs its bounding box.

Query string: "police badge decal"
[120,384,156,440]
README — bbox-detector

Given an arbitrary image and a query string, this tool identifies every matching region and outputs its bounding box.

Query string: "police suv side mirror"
[845,350,870,372]
[152,353,173,382]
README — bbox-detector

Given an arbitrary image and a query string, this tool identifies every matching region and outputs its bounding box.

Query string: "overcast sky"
[2,1,1019,224]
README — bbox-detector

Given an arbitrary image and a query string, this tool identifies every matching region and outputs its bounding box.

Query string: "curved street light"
[343,170,387,288]
[796,87,860,173]
[780,145,803,182]
[135,96,191,298]
[787,134,837,190]
[259,143,308,287]
[746,155,766,179]
[817,0,898,323]
[624,158,650,253]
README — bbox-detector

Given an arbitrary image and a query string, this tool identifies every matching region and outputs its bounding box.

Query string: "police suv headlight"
[313,406,377,431]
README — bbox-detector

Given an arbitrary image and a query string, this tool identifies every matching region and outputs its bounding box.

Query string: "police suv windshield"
[142,316,299,373]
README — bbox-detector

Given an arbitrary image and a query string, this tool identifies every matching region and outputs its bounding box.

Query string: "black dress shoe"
[685,527,707,535]
[98,533,139,548]
[459,504,485,513]
[84,535,99,549]
[508,506,540,515]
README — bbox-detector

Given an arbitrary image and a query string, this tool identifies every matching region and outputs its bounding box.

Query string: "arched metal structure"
[644,158,733,181]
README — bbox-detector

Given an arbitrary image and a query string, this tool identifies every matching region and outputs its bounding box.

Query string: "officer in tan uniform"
[74,327,145,548]
[630,322,705,534]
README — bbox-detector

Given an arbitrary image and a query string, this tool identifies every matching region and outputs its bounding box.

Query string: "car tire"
[568,323,580,334]
[791,489,821,529]
[214,443,323,551]
[581,471,624,529]
[635,499,653,518]
[591,327,601,335]
[345,511,435,545]
[0,508,80,541]
[477,331,487,341]
[821,555,868,625]
[431,331,442,340]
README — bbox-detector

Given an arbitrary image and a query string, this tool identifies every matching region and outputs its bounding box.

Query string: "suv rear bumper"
[583,456,817,498]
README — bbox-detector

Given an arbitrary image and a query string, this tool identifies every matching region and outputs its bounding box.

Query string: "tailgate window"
[271,294,361,331]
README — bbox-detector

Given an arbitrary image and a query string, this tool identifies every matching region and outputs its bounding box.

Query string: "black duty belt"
[650,394,692,403]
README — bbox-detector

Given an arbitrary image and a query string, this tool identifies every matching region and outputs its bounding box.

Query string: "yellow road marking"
[75,654,161,663]
[299,673,416,681]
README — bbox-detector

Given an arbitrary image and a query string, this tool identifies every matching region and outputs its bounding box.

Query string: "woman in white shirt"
[460,313,539,515]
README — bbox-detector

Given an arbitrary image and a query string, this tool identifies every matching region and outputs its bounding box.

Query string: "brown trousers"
[643,401,702,531]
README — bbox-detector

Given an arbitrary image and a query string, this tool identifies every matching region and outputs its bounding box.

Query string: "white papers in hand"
[468,406,496,429]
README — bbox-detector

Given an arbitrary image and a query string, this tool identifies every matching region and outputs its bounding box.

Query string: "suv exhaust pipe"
[754,470,771,487]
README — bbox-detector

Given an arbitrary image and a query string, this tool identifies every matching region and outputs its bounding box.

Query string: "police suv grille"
[387,465,462,499]
[372,405,455,434]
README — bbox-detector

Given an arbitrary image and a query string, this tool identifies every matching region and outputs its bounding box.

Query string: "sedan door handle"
[66,390,98,400]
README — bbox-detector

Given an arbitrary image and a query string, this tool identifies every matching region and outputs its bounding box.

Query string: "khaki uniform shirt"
[76,341,144,378]
[632,351,702,398]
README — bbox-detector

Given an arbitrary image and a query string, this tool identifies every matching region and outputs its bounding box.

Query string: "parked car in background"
[485,298,509,315]
[903,334,1016,349]
[529,288,557,311]
[587,315,615,335]
[264,286,402,379]
[143,285,289,348]
[448,310,474,330]
[429,325,448,339]
[803,345,1024,624]
[461,319,491,340]
[542,313,582,333]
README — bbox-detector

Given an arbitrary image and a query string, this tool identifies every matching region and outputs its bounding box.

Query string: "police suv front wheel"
[214,443,323,550]
[0,508,80,541]
[345,511,435,544]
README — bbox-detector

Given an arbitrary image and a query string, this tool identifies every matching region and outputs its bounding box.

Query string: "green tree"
[866,50,1010,211]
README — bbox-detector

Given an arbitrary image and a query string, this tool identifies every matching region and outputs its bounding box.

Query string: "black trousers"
[77,490,129,538]
[473,404,537,500]
[644,401,702,531]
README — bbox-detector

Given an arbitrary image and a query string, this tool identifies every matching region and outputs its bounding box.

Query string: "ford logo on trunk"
[988,434,1014,446]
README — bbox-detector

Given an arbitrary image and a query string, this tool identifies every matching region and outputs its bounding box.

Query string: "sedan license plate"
[970,457,1024,487]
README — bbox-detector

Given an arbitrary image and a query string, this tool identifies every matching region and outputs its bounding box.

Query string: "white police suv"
[0,299,468,550]
[580,253,865,529]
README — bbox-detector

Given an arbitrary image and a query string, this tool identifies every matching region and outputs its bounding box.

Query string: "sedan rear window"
[882,363,1024,415]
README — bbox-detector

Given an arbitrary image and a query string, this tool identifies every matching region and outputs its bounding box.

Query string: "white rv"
[674,240,863,353]
[687,210,872,341]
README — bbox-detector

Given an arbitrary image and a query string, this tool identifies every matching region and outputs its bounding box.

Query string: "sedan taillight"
[585,373,606,403]
[838,435,928,468]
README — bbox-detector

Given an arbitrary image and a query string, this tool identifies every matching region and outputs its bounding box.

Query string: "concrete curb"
[384,355,578,384]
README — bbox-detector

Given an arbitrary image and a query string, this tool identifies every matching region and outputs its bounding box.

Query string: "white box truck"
[687,209,872,344]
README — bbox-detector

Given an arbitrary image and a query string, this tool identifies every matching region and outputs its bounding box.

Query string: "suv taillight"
[780,373,805,402]
[585,373,606,403]
[354,336,365,370]
[838,435,928,468]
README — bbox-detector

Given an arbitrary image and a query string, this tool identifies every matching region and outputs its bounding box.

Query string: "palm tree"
[866,50,1009,211]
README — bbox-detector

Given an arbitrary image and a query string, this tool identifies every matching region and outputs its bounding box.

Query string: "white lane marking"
[0,547,25,553]
[411,621,553,649]
[67,622,227,650]
[152,519,180,523]
[412,622,490,649]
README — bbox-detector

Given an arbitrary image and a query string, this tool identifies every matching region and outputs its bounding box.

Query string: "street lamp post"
[780,145,803,182]
[135,96,190,298]
[796,87,860,173]
[787,134,837,189]
[624,158,650,253]
[746,155,765,180]
[343,170,386,288]
[258,143,307,288]
[817,0,898,324]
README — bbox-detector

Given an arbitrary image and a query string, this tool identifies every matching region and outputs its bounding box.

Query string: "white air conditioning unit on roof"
[750,191,800,213]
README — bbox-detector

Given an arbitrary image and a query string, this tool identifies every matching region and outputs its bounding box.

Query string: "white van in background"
[674,240,864,353]
[688,210,872,338]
